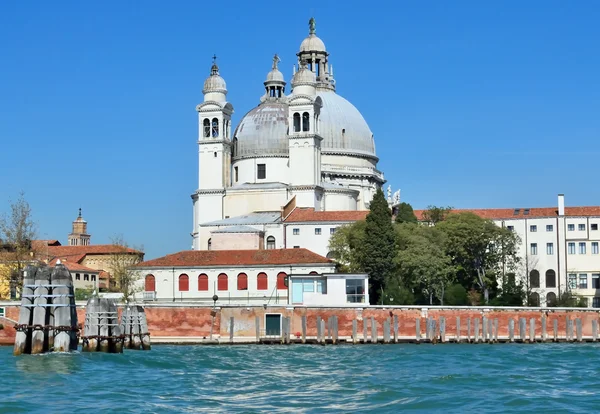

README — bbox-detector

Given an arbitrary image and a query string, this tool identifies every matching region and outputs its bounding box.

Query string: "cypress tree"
[395,202,418,224]
[362,188,396,305]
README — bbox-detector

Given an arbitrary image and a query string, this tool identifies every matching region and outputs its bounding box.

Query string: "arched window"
[293,113,301,132]
[546,292,557,306]
[203,119,210,138]
[257,272,268,290]
[302,112,310,131]
[232,137,238,157]
[237,273,248,290]
[212,118,219,137]
[178,274,189,292]
[277,272,288,290]
[208,238,212,251]
[198,274,208,291]
[266,236,276,250]
[144,274,155,292]
[529,270,540,288]
[546,270,556,288]
[218,273,228,291]
[529,292,540,307]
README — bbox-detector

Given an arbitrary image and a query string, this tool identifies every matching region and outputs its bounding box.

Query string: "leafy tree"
[0,192,37,298]
[548,292,588,308]
[75,287,95,301]
[444,284,469,306]
[327,220,366,272]
[361,189,396,305]
[422,205,453,224]
[381,275,415,305]
[394,202,417,224]
[437,212,520,304]
[395,223,454,305]
[489,274,525,306]
[107,235,144,303]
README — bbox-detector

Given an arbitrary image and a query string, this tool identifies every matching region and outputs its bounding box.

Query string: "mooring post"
[440,317,446,343]
[529,318,535,343]
[482,316,488,343]
[372,317,378,344]
[14,266,36,356]
[474,318,480,343]
[31,266,51,354]
[593,320,598,342]
[363,318,368,343]
[416,318,421,343]
[553,319,558,342]
[352,319,357,344]
[456,316,461,343]
[333,316,338,345]
[576,318,582,342]
[321,319,326,344]
[229,317,234,344]
[508,319,514,342]
[487,318,493,343]
[393,315,399,343]
[51,265,73,352]
[519,318,526,342]
[255,316,260,343]
[467,317,471,343]
[327,317,332,341]
[281,317,286,345]
[567,316,573,341]
[301,316,307,344]
[541,316,547,342]
[493,318,498,343]
[139,307,151,351]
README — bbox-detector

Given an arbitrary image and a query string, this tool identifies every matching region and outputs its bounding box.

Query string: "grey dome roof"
[291,66,316,86]
[233,91,375,159]
[266,68,284,83]
[300,34,326,52]
[233,103,289,158]
[203,63,227,94]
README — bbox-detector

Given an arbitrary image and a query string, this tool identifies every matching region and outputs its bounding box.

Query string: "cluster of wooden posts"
[224,314,600,345]
[14,264,79,355]
[82,299,151,353]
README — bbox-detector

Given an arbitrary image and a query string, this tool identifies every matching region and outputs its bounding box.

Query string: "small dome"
[203,63,227,94]
[291,65,316,86]
[266,68,284,83]
[299,34,326,53]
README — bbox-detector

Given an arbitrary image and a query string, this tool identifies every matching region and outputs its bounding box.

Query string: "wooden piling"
[363,318,368,343]
[456,317,461,343]
[31,266,51,354]
[14,265,36,356]
[109,300,123,354]
[487,318,493,343]
[383,319,390,344]
[567,316,573,341]
[482,316,488,342]
[139,307,151,351]
[83,297,99,352]
[393,315,399,343]
[371,317,377,344]
[593,320,598,342]
[301,316,307,343]
[316,316,322,343]
[519,318,526,342]
[332,316,338,345]
[493,318,498,343]
[51,265,73,352]
[553,319,558,342]
[474,318,480,343]
[467,317,471,343]
[576,318,582,342]
[440,317,446,343]
[508,318,514,342]
[529,318,535,343]
[320,319,326,344]
[352,319,357,344]
[230,317,234,344]
[416,318,421,343]
[541,316,547,342]
[255,316,260,343]
[131,306,142,350]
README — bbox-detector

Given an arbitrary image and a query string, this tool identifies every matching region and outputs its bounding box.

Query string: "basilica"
[191,19,392,252]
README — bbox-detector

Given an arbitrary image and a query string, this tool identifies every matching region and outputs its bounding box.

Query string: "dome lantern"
[297,18,335,91]
[263,54,286,100]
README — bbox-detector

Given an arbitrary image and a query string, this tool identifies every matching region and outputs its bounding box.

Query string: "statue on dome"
[309,17,316,34]
[272,54,280,70]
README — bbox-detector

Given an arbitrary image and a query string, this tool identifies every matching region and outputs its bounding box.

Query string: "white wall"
[231,158,290,186]
[285,222,350,257]
[291,274,369,306]
[223,189,288,219]
[137,263,336,305]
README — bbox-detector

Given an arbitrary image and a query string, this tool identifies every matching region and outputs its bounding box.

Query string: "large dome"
[232,91,376,160]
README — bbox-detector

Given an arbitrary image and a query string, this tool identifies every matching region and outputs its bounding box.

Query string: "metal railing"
[143,291,156,301]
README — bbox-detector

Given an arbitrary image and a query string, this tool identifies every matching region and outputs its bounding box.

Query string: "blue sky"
[1,1,598,260]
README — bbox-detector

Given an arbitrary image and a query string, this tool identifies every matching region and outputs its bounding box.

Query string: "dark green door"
[265,314,281,336]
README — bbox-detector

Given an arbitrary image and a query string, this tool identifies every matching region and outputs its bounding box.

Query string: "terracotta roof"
[48,258,99,273]
[44,245,143,257]
[137,248,332,268]
[284,208,369,223]
[414,206,600,221]
[31,240,61,250]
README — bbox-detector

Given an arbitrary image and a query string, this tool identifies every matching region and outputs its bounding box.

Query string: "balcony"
[143,291,156,301]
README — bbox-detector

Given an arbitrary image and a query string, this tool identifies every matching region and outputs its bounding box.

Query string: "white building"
[135,248,368,306]
[416,194,600,307]
[191,18,389,251]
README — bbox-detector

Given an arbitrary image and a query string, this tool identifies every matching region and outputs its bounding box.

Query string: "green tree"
[422,205,453,224]
[395,224,454,305]
[361,189,396,305]
[394,202,417,224]
[381,275,415,305]
[489,274,525,306]
[437,212,520,304]
[548,292,588,308]
[0,192,37,298]
[327,220,366,272]
[444,284,469,306]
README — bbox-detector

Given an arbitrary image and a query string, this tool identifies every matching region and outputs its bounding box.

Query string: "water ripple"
[2,343,600,413]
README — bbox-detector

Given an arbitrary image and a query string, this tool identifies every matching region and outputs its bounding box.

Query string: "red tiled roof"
[414,206,600,221]
[48,258,99,273]
[44,245,143,257]
[137,248,332,268]
[31,240,61,250]
[284,208,369,223]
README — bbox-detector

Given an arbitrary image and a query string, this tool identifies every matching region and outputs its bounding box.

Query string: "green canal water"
[1,343,599,413]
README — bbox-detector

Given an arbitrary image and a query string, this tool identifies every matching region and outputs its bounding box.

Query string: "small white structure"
[134,248,367,306]
[290,273,368,306]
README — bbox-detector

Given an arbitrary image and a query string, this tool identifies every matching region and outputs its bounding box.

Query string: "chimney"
[558,194,565,216]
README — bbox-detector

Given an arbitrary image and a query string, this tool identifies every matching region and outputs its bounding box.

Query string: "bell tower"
[68,208,91,246]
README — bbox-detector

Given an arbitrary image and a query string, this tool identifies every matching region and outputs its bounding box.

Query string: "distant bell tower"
[68,208,91,246]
